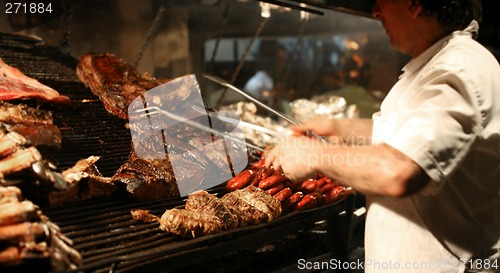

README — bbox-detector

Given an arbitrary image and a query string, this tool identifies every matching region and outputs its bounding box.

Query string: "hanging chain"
[215,16,270,109]
[59,0,79,55]
[134,0,167,68]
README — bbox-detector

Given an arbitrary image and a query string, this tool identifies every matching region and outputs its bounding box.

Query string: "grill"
[0,32,355,273]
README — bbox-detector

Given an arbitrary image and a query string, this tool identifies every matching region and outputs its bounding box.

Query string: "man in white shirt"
[265,0,499,272]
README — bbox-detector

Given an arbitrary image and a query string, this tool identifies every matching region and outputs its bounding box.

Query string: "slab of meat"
[115,122,223,200]
[0,102,61,148]
[0,58,70,105]
[112,157,180,201]
[76,53,169,119]
[185,190,239,229]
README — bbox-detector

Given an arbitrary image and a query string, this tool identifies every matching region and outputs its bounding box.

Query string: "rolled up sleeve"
[382,67,483,193]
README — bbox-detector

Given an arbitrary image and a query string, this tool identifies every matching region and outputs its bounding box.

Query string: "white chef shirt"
[366,20,500,273]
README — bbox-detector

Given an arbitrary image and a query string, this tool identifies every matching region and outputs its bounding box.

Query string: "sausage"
[258,174,285,190]
[226,170,254,190]
[324,186,346,203]
[295,192,323,211]
[250,158,265,169]
[249,168,264,187]
[289,180,303,191]
[300,180,317,193]
[315,177,329,188]
[320,182,335,194]
[273,187,292,202]
[266,183,285,195]
[283,191,304,209]
[260,168,274,180]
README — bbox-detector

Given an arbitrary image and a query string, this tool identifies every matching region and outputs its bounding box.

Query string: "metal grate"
[42,191,353,273]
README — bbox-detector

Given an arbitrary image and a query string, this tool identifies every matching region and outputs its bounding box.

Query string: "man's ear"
[409,0,423,18]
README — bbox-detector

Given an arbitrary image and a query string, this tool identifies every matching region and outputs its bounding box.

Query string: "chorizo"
[283,191,304,209]
[226,170,254,190]
[273,187,292,202]
[250,158,265,169]
[266,183,285,195]
[249,168,264,187]
[260,168,274,180]
[320,182,335,194]
[300,180,317,193]
[258,174,286,190]
[295,192,323,211]
[315,177,329,188]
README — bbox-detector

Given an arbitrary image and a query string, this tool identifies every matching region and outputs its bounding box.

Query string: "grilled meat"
[131,208,223,238]
[0,200,37,226]
[130,209,159,223]
[0,187,22,202]
[0,102,61,148]
[0,58,70,105]
[116,120,231,200]
[76,53,169,119]
[241,186,282,220]
[113,157,180,200]
[185,190,238,229]
[0,147,42,176]
[0,222,47,243]
[159,208,222,238]
[132,188,282,238]
[0,102,53,125]
[0,186,82,270]
[35,156,118,207]
[221,186,282,226]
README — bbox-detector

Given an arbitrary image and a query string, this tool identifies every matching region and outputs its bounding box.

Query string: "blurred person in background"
[266,0,500,272]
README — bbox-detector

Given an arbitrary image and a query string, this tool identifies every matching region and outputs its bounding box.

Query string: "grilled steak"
[0,58,70,105]
[76,53,169,119]
[116,117,239,200]
[112,157,180,200]
[185,190,239,229]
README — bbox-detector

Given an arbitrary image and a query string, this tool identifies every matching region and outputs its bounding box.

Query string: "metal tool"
[203,74,326,142]
[135,106,265,152]
[216,115,284,138]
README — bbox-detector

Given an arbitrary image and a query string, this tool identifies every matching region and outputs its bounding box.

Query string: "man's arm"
[265,137,429,197]
[316,143,430,197]
[292,118,373,145]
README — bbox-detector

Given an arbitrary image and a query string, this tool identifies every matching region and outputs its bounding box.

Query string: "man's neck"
[409,20,451,58]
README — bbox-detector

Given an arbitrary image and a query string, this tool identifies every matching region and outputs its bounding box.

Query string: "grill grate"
[0,32,354,273]
[42,192,353,273]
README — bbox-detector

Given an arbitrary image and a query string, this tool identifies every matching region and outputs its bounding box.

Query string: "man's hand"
[264,135,325,181]
[291,117,339,137]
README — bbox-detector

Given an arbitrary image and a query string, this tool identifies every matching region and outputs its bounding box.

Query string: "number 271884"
[5,2,53,14]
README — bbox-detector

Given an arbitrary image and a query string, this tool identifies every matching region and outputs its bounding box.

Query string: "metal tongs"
[135,106,265,152]
[203,74,326,142]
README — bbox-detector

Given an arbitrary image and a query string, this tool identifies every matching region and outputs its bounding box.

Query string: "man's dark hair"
[414,0,482,30]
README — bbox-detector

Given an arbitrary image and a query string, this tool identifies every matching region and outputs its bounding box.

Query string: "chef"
[265,0,500,272]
